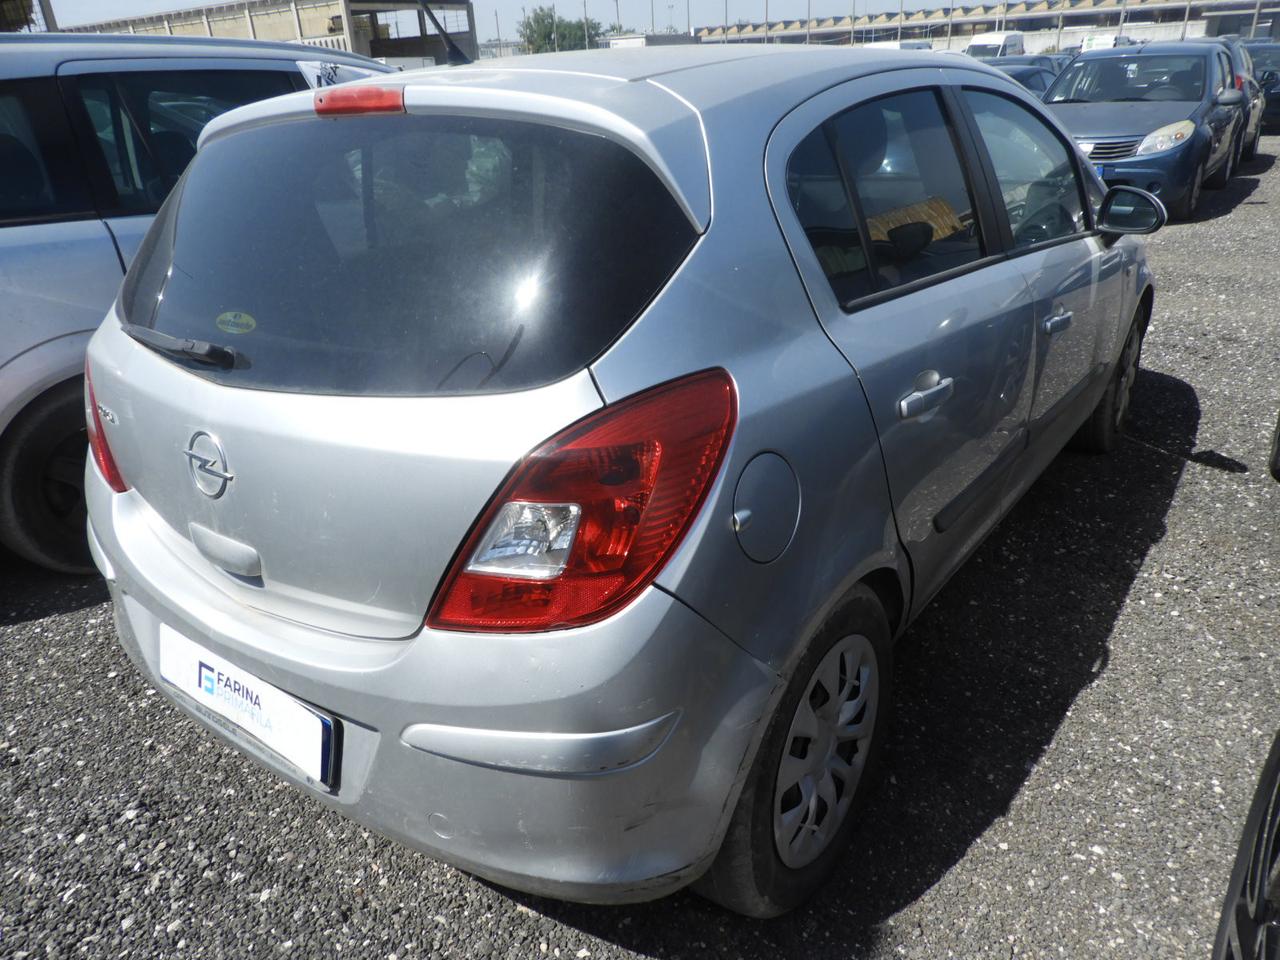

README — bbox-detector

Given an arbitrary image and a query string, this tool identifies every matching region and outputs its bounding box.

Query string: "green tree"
[517,6,605,53]
[0,0,36,33]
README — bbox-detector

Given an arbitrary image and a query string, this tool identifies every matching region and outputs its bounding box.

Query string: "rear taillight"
[427,369,737,633]
[314,85,404,116]
[1237,74,1246,90]
[85,361,128,494]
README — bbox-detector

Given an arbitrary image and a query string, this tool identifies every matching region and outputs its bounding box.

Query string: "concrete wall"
[208,13,251,37]
[297,0,342,38]
[251,6,300,41]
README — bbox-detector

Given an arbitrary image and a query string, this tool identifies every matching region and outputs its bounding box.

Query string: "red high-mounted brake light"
[84,360,128,494]
[314,85,405,116]
[427,369,738,633]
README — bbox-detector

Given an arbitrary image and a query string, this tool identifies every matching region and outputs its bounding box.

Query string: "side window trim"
[952,83,1096,255]
[819,118,884,298]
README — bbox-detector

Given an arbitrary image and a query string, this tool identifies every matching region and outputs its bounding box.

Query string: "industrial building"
[64,0,478,66]
[696,0,1280,48]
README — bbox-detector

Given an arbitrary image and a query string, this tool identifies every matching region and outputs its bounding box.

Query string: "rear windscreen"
[120,113,698,395]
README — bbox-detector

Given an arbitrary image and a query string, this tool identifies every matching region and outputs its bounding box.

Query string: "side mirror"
[1097,185,1167,236]
[1217,87,1246,106]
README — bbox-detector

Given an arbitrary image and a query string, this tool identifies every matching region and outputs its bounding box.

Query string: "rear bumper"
[87,471,779,904]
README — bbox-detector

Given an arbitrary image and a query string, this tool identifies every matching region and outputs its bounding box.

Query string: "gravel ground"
[3,142,1279,960]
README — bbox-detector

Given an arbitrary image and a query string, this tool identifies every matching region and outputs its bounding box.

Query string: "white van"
[964,31,1025,58]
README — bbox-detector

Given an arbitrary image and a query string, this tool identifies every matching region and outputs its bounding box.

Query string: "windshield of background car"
[1252,46,1280,72]
[967,44,1002,58]
[119,113,698,396]
[1046,55,1207,103]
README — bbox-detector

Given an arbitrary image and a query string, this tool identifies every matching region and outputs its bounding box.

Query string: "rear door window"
[122,114,698,396]
[0,78,93,226]
[828,89,985,291]
[69,69,299,215]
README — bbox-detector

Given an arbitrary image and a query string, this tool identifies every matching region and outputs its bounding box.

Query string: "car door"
[0,76,122,403]
[57,59,303,268]
[767,71,1036,615]
[956,82,1123,453]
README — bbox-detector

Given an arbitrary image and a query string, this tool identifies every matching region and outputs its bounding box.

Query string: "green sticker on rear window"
[216,311,256,334]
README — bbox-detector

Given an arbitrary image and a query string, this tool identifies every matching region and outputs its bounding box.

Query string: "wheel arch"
[0,331,92,448]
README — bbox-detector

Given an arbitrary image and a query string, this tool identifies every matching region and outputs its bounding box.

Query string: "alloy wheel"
[773,634,879,869]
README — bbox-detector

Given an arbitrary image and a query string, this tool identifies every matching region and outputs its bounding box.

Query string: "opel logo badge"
[185,431,233,499]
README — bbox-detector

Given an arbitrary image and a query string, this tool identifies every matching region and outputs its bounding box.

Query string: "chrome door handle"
[899,376,954,420]
[1043,311,1073,335]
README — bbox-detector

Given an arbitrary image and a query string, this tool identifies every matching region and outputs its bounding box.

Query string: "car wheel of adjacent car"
[1207,136,1240,189]
[1173,163,1204,221]
[0,379,93,574]
[1211,730,1280,960]
[1072,307,1145,454]
[1243,121,1261,162]
[694,584,892,918]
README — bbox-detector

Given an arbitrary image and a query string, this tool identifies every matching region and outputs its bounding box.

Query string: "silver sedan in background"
[84,47,1164,916]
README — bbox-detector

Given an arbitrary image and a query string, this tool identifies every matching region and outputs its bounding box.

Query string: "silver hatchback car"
[85,47,1164,917]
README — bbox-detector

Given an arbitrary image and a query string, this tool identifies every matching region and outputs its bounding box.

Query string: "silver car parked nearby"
[0,34,390,573]
[85,47,1165,917]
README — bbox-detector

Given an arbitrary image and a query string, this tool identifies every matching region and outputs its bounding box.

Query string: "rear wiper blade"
[121,322,239,369]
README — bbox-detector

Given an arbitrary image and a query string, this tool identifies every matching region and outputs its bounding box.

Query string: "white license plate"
[158,626,338,785]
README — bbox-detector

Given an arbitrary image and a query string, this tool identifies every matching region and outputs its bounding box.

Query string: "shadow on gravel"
[1194,151,1275,222]
[0,546,108,626]
[510,369,1199,957]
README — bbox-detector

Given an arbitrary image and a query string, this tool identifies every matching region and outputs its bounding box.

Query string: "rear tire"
[694,585,892,918]
[0,379,93,574]
[1071,307,1145,454]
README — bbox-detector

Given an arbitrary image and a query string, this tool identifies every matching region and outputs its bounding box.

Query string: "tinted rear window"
[122,113,697,395]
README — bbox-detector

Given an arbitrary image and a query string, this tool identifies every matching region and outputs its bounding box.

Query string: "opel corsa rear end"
[85,47,928,916]
[84,66,784,905]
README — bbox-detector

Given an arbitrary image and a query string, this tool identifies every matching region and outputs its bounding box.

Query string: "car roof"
[1186,35,1245,50]
[1076,41,1213,59]
[0,31,387,81]
[199,46,1013,234]
[407,45,997,104]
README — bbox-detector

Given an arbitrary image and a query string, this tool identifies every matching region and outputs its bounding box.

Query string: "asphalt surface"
[3,144,1279,960]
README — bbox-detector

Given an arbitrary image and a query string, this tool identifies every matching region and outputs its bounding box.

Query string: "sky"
[51,0,936,42]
